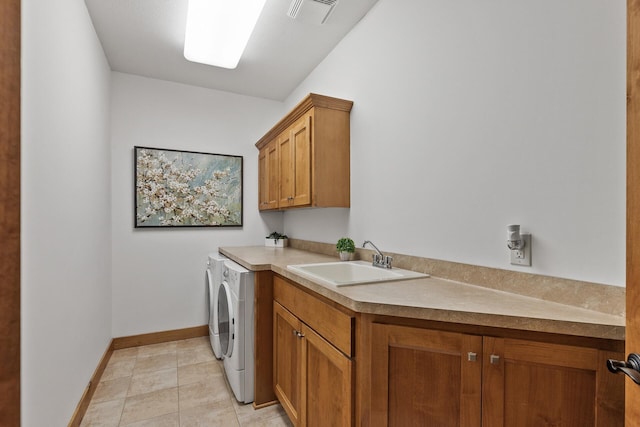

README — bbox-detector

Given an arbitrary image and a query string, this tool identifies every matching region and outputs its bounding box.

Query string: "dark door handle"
[607,353,640,385]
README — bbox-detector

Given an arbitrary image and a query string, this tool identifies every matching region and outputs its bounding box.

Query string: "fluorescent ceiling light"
[184,0,267,69]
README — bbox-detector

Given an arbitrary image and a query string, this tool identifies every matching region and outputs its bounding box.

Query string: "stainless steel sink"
[287,261,429,287]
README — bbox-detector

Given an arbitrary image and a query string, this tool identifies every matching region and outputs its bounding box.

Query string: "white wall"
[110,73,283,337]
[21,0,112,425]
[283,0,626,286]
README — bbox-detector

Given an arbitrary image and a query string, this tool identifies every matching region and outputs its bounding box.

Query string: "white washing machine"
[218,259,255,403]
[205,252,227,359]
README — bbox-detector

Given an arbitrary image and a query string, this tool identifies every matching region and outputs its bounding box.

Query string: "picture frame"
[134,146,243,228]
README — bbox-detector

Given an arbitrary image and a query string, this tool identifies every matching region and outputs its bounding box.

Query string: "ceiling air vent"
[287,0,339,25]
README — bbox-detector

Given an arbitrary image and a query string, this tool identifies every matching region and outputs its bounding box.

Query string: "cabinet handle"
[490,354,500,365]
[607,353,640,385]
[467,352,477,362]
[292,329,305,339]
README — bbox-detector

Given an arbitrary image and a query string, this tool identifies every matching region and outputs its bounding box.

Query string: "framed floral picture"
[134,146,243,227]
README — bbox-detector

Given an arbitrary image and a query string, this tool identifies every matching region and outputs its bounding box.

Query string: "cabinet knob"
[467,352,477,362]
[490,354,500,365]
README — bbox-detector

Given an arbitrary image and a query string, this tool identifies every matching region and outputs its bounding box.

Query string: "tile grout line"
[116,348,136,427]
[176,349,181,426]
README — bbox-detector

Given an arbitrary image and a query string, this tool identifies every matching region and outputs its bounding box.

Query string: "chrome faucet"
[362,240,393,269]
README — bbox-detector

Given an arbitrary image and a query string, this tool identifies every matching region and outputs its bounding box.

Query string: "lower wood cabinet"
[302,321,352,426]
[370,323,624,427]
[370,324,483,426]
[274,301,302,425]
[482,336,623,427]
[272,275,354,427]
[263,277,623,426]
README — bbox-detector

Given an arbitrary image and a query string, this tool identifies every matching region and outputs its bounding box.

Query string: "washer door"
[217,281,234,358]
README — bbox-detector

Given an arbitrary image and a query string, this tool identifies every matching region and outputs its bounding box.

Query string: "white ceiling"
[84,0,379,101]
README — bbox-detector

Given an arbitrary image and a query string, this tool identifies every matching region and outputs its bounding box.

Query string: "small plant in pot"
[336,237,355,261]
[265,231,288,247]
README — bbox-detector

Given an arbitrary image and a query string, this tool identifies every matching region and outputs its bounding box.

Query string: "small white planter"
[339,251,354,261]
[265,238,288,248]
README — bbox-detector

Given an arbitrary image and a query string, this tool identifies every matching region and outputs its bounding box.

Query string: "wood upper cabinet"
[273,275,354,426]
[370,323,483,427]
[256,93,352,211]
[279,113,312,208]
[258,139,278,210]
[369,323,624,427]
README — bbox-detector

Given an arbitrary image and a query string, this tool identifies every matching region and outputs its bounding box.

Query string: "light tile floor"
[80,337,292,427]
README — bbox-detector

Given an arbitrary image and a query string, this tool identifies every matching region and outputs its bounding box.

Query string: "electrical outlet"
[510,233,531,266]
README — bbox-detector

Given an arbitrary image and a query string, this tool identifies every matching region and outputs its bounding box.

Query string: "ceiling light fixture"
[184,0,267,69]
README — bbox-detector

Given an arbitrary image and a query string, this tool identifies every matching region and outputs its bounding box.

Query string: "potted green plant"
[336,237,355,261]
[265,231,288,247]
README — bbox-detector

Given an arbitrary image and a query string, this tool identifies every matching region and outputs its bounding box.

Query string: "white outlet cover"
[510,234,531,266]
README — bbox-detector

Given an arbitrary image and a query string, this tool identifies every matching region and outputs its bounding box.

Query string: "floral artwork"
[134,146,243,227]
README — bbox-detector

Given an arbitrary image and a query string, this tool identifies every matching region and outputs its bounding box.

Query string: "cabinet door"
[290,113,311,206]
[266,141,279,209]
[301,324,352,427]
[370,323,482,427]
[482,337,624,427]
[274,302,302,425]
[278,130,294,207]
[258,140,278,210]
[258,145,268,210]
[278,114,311,208]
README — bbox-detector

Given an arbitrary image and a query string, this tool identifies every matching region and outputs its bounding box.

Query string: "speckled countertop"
[219,246,625,341]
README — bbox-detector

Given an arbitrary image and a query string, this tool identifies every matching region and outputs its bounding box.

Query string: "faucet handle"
[383,255,393,268]
[372,253,382,264]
